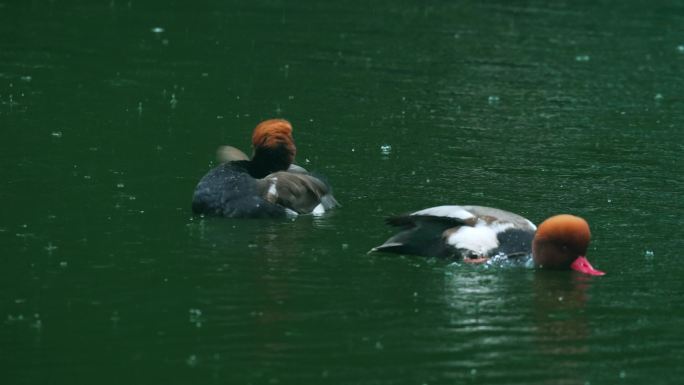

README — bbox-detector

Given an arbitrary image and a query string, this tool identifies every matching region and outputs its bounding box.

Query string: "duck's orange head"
[532,214,604,276]
[251,119,296,172]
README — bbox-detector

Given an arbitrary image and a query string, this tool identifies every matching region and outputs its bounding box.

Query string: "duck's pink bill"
[570,256,605,276]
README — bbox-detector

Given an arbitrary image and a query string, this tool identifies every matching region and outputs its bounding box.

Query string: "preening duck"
[370,205,604,276]
[192,119,338,218]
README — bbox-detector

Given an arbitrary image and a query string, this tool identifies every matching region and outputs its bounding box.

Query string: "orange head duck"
[192,119,337,218]
[370,205,605,276]
[532,214,604,275]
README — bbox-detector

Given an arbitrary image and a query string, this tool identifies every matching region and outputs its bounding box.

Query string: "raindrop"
[151,27,165,34]
[487,95,499,104]
[45,242,58,254]
[116,183,125,188]
[51,131,63,138]
[644,250,654,258]
[186,354,198,367]
[677,45,684,53]
[654,93,664,101]
[575,55,590,62]
[189,308,203,327]
[8,314,25,323]
[380,144,392,155]
[30,313,42,330]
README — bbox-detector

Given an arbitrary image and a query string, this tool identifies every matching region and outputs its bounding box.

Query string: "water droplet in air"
[380,144,392,155]
[677,45,684,53]
[488,95,500,104]
[644,250,654,258]
[151,27,165,34]
[575,55,590,62]
[51,131,63,138]
[654,93,664,101]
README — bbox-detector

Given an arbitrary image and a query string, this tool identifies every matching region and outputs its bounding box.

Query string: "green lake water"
[2,1,683,384]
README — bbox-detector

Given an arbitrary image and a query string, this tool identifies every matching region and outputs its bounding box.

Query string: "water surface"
[2,1,683,384]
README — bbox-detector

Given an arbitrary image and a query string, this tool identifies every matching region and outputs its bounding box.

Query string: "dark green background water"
[2,1,683,384]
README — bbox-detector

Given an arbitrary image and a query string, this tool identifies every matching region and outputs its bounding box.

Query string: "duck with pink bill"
[370,205,605,276]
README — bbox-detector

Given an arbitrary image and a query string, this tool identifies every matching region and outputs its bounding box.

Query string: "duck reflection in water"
[532,272,594,382]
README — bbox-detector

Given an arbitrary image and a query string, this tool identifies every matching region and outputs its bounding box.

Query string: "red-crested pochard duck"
[192,119,338,218]
[370,205,604,275]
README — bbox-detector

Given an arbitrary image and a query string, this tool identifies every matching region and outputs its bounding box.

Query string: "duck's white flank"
[446,221,514,256]
[266,177,278,200]
[312,203,325,216]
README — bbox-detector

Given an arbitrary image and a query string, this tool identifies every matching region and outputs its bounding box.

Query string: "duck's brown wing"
[257,171,338,214]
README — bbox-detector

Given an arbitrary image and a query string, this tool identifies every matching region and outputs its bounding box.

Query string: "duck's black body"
[192,162,288,218]
[191,119,337,219]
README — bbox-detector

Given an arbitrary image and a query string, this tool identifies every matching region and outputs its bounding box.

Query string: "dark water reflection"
[2,0,684,384]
